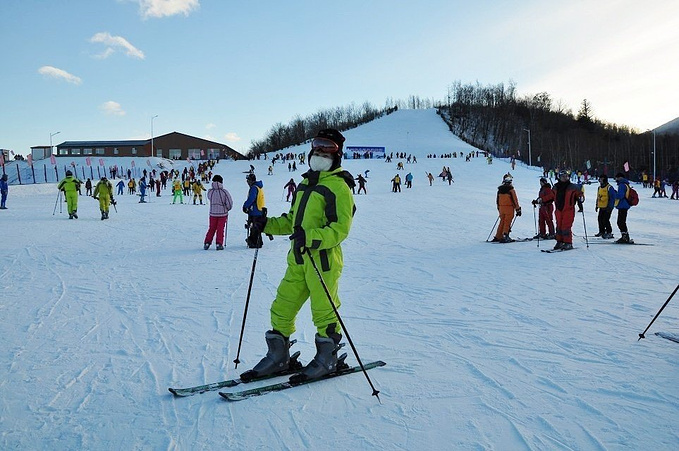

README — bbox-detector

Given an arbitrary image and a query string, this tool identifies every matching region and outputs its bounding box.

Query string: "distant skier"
[284,178,296,202]
[93,176,114,220]
[192,179,205,205]
[552,170,584,250]
[405,172,413,188]
[139,177,147,203]
[391,174,401,192]
[242,173,266,248]
[0,174,8,209]
[116,179,125,195]
[531,177,555,239]
[492,174,521,243]
[57,170,82,219]
[204,175,233,250]
[595,175,616,239]
[614,173,633,243]
[172,178,183,204]
[356,174,367,194]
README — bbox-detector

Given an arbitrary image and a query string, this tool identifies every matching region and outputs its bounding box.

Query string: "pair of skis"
[169,355,386,401]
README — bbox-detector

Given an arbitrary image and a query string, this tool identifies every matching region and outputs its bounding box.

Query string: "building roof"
[58,140,149,148]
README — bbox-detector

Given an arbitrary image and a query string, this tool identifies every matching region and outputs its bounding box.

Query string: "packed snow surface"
[2,109,678,450]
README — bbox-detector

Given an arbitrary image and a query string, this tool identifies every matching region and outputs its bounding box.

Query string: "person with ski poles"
[492,174,521,243]
[57,170,82,219]
[284,178,296,202]
[595,174,616,239]
[242,173,266,248]
[552,169,585,250]
[240,128,356,382]
[531,177,555,239]
[93,176,114,220]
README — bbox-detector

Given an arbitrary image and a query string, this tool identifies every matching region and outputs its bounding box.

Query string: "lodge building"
[54,132,245,161]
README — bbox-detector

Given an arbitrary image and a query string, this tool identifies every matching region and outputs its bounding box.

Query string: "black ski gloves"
[289,228,306,253]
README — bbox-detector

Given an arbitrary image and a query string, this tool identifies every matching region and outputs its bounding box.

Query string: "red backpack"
[626,185,639,206]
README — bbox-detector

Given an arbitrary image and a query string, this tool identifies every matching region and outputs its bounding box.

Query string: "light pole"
[652,129,657,183]
[523,128,532,167]
[50,131,60,157]
[647,129,657,182]
[151,115,158,158]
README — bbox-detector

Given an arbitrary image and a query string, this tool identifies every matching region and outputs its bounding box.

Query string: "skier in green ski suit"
[57,170,82,219]
[241,129,356,382]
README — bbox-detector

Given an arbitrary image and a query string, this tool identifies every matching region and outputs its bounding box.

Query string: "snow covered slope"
[2,109,678,450]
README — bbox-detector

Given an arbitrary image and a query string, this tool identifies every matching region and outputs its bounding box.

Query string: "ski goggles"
[311,137,339,153]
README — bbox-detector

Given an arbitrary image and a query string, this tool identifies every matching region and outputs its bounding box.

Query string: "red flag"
[27,154,33,167]
[131,160,136,167]
[624,161,630,172]
[99,158,105,166]
[50,154,56,165]
[200,149,205,156]
[0,153,4,166]
[86,157,92,166]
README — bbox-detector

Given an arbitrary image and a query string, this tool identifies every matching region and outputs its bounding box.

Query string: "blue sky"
[2,0,678,156]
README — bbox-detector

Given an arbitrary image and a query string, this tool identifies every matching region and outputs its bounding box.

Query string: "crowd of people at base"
[492,170,637,248]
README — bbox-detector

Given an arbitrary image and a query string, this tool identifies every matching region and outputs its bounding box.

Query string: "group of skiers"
[494,170,636,248]
[56,170,117,220]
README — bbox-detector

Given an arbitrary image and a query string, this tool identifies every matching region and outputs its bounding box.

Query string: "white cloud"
[90,32,145,59]
[224,132,241,143]
[205,123,216,129]
[99,101,126,116]
[37,66,82,85]
[137,0,200,19]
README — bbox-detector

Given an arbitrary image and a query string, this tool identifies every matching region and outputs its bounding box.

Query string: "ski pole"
[52,190,61,215]
[533,204,540,248]
[300,238,381,402]
[486,216,500,242]
[580,207,589,248]
[233,246,260,369]
[111,198,118,213]
[638,284,679,340]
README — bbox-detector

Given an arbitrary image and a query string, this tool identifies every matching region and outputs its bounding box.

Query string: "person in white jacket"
[204,175,233,250]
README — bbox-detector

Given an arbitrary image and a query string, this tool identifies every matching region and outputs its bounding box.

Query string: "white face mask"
[309,154,333,172]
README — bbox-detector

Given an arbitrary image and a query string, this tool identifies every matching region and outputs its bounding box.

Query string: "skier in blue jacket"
[614,173,633,243]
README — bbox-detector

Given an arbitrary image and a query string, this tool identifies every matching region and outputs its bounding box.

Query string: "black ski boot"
[616,232,631,244]
[240,330,290,382]
[291,333,342,382]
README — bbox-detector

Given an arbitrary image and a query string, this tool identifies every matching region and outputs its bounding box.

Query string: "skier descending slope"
[240,129,357,382]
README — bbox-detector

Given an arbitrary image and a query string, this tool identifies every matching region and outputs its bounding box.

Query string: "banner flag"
[624,161,630,172]
[50,154,56,165]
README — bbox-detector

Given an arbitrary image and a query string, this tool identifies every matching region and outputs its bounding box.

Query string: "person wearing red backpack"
[614,172,633,244]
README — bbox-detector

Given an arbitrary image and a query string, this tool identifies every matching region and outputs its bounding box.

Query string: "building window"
[189,148,200,159]
[84,148,93,155]
[156,148,163,158]
[114,148,119,155]
[71,149,81,155]
[169,148,181,159]
[96,148,104,155]
[132,148,137,155]
[59,149,68,155]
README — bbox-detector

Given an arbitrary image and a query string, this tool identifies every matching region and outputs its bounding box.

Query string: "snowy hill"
[655,115,679,136]
[2,109,679,450]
